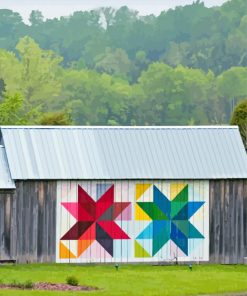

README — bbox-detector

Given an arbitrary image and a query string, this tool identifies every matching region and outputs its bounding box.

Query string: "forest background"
[0,0,247,131]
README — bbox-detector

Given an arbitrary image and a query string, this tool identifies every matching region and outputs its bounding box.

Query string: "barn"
[0,126,246,264]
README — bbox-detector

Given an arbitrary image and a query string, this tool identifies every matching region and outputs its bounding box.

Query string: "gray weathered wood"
[209,180,247,264]
[0,181,57,263]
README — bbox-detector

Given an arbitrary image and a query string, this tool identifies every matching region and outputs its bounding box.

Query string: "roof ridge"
[0,125,238,130]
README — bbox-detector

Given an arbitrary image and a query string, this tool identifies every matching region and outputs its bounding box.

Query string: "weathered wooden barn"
[0,126,246,264]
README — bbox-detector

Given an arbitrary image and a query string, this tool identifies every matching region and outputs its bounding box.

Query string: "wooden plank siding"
[0,180,246,263]
[0,191,13,260]
[0,181,57,263]
[209,180,247,264]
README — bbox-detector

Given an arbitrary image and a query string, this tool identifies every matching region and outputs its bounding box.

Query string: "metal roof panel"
[0,145,15,189]
[1,126,246,180]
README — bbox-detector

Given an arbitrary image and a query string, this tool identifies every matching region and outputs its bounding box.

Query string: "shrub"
[10,280,22,288]
[231,99,247,149]
[10,279,34,289]
[66,275,79,286]
[23,280,34,289]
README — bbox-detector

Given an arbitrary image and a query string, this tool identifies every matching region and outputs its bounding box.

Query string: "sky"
[0,0,229,22]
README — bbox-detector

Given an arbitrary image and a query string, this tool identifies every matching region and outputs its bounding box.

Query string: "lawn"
[0,264,246,296]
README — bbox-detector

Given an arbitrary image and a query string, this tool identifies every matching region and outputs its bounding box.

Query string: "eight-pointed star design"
[136,185,204,256]
[61,184,130,257]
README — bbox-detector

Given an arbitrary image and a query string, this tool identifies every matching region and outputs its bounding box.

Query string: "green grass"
[0,264,246,296]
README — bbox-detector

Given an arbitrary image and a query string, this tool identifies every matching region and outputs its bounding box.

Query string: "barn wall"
[56,180,209,263]
[209,180,247,264]
[0,179,246,264]
[0,181,57,263]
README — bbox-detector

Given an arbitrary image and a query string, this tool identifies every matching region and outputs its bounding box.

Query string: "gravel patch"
[0,282,98,291]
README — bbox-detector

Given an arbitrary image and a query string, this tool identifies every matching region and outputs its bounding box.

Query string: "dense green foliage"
[66,275,79,286]
[0,264,246,295]
[231,99,247,148]
[0,0,247,125]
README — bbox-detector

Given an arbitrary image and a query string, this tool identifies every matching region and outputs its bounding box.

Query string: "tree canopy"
[0,0,247,126]
[231,99,247,149]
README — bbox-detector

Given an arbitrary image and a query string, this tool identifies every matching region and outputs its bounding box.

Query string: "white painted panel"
[56,180,209,263]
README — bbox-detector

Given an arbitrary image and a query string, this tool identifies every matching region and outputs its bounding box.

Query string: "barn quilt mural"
[56,181,209,263]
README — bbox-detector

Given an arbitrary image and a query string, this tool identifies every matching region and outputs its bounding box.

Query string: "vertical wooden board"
[30,181,37,262]
[209,180,215,263]
[37,182,45,262]
[0,191,15,261]
[237,180,244,263]
[199,180,209,262]
[43,182,48,262]
[0,193,5,259]
[48,181,57,262]
[223,180,230,264]
[55,181,62,263]
[219,180,225,263]
[31,181,39,262]
[40,181,57,263]
[233,181,238,263]
[4,194,11,258]
[0,193,11,259]
[10,190,17,260]
[216,181,221,263]
[24,182,31,262]
[228,180,235,264]
[16,182,24,262]
[28,183,34,261]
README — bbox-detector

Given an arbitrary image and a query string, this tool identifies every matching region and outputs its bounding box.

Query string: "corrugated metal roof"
[1,126,247,180]
[0,145,15,189]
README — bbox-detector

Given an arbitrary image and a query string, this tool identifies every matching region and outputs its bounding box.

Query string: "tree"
[162,42,189,67]
[0,9,26,50]
[0,49,22,93]
[230,99,247,149]
[94,48,132,79]
[16,36,63,109]
[0,93,40,125]
[40,111,72,125]
[226,15,247,67]
[61,69,132,125]
[0,93,23,124]
[29,10,44,26]
[52,10,102,64]
[217,67,247,119]
[82,34,109,68]
[98,7,116,29]
[135,62,218,125]
[0,79,5,96]
[220,0,247,28]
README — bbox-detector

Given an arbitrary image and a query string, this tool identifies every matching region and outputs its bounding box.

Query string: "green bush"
[10,280,21,288]
[23,280,34,289]
[66,275,79,286]
[231,99,247,149]
[10,279,34,289]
